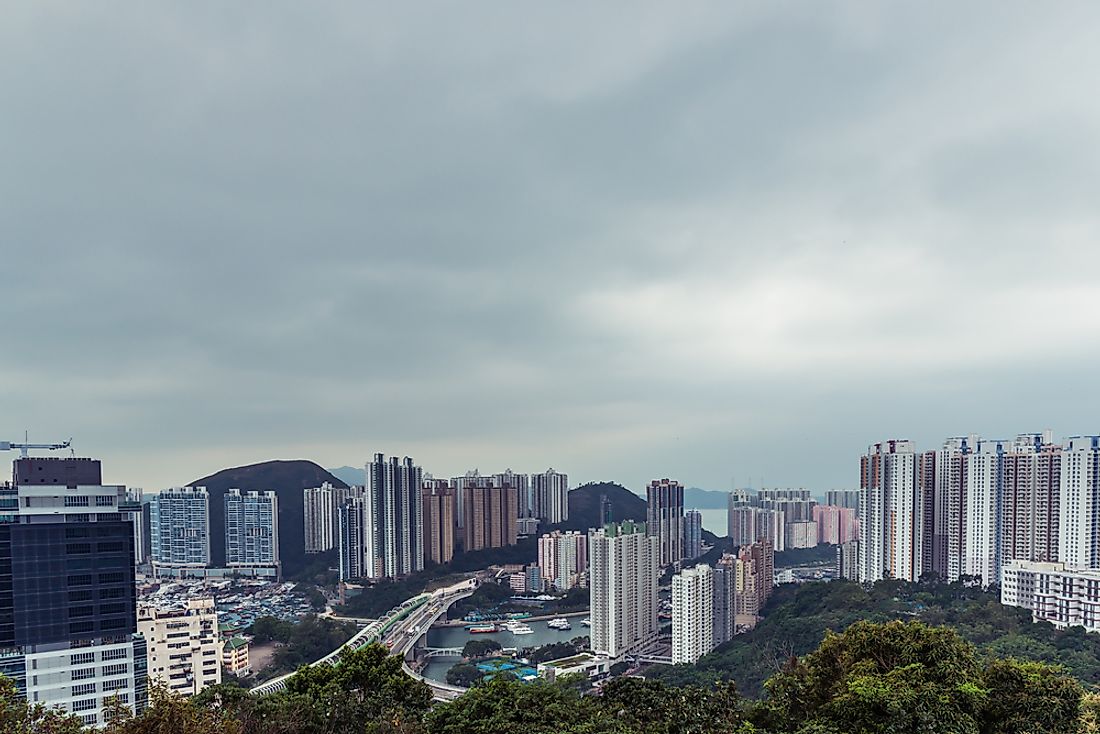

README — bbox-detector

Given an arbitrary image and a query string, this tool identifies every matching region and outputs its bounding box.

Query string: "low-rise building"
[1001,560,1100,632]
[536,652,609,681]
[221,637,251,677]
[138,598,222,696]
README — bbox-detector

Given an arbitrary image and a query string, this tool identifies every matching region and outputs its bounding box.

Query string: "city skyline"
[7,5,1100,497]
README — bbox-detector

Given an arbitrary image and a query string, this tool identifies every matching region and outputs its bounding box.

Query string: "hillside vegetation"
[652,578,1100,698]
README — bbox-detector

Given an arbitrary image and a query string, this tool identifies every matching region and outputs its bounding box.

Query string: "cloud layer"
[4,3,1100,492]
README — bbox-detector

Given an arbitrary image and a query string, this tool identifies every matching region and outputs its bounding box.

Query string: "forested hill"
[651,579,1100,698]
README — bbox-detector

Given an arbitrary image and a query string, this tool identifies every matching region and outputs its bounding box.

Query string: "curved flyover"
[249,578,476,698]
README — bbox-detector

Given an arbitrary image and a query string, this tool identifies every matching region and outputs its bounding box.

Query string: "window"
[64,496,90,508]
[98,572,125,584]
[67,574,93,587]
[102,678,129,692]
[98,587,125,600]
[66,543,92,554]
[71,667,96,681]
[71,683,97,696]
[101,663,128,677]
[69,590,93,602]
[69,622,94,634]
[95,496,115,507]
[72,697,98,712]
[70,652,95,665]
[101,649,128,662]
[69,606,93,619]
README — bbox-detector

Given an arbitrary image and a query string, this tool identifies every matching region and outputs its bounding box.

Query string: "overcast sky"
[4,3,1100,494]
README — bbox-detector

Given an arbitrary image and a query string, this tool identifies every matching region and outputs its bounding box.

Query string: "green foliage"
[526,637,589,664]
[462,638,502,659]
[446,663,485,688]
[773,543,837,567]
[0,675,84,734]
[759,620,1082,734]
[102,683,240,734]
[652,578,1100,698]
[247,614,359,680]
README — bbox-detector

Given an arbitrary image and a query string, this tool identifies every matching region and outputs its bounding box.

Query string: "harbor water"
[420,620,589,684]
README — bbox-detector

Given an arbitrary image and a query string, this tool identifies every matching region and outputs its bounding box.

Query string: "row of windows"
[67,572,128,586]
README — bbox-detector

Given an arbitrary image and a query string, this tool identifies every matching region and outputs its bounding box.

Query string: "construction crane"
[0,438,72,458]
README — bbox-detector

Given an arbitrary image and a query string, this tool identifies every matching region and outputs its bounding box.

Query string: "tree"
[462,639,501,660]
[446,663,483,688]
[759,619,1084,734]
[599,677,745,734]
[0,675,84,734]
[101,683,240,734]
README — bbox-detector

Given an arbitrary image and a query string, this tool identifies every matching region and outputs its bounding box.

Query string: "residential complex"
[859,432,1100,589]
[224,489,280,576]
[671,564,714,664]
[365,454,423,579]
[463,484,518,552]
[531,469,570,524]
[303,482,359,554]
[0,457,147,727]
[647,478,684,567]
[813,504,859,545]
[588,521,660,660]
[138,598,221,696]
[150,486,211,572]
[538,530,587,590]
[422,480,456,565]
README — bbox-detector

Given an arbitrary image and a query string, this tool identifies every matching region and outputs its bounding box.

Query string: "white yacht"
[504,620,534,635]
[546,617,571,630]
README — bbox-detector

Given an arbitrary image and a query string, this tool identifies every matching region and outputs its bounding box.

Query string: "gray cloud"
[3,3,1100,492]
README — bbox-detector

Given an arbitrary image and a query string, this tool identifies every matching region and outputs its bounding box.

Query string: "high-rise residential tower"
[0,457,147,726]
[588,521,660,659]
[365,454,423,579]
[422,480,456,565]
[672,564,714,664]
[303,482,347,554]
[493,470,531,518]
[532,469,569,524]
[538,530,587,590]
[647,478,684,567]
[224,489,280,576]
[712,554,737,646]
[337,495,366,582]
[684,509,703,559]
[150,486,211,574]
[1059,436,1100,569]
[1002,432,1060,565]
[963,439,1006,586]
[859,440,921,583]
[463,485,518,551]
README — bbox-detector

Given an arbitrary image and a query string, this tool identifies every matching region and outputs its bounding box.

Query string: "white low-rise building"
[138,598,222,696]
[1001,560,1100,632]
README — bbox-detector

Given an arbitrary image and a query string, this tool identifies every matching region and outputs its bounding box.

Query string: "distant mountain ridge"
[188,460,347,578]
[329,466,365,487]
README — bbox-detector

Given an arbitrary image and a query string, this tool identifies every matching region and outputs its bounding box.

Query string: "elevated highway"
[249,578,476,699]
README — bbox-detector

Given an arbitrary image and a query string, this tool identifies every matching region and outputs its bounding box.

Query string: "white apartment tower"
[365,454,423,579]
[538,530,587,590]
[532,469,569,524]
[588,521,660,660]
[672,564,714,664]
[1059,436,1100,569]
[860,440,921,582]
[150,486,211,571]
[963,439,1006,586]
[303,482,338,553]
[138,599,221,697]
[224,489,280,575]
[1002,432,1061,565]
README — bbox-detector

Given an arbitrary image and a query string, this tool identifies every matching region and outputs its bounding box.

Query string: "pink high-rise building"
[813,505,859,545]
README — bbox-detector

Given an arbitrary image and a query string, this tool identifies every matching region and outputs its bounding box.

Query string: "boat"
[546,617,571,630]
[469,624,497,634]
[504,620,534,635]
[579,618,591,627]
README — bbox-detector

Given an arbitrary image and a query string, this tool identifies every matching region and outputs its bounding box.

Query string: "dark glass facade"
[0,521,137,647]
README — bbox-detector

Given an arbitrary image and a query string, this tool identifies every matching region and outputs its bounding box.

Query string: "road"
[249,577,477,701]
